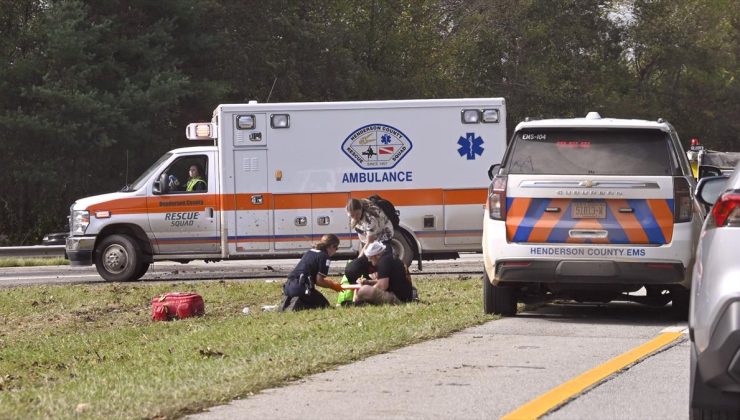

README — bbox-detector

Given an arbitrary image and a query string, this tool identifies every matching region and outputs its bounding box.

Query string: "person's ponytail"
[314,234,340,252]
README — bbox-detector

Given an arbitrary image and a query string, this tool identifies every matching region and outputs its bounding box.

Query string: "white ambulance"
[66,98,507,281]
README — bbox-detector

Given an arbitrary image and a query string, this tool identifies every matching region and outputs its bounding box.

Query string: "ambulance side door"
[148,153,220,254]
[234,149,270,251]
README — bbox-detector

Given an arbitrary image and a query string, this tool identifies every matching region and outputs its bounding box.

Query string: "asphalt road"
[0,253,484,287]
[188,302,688,420]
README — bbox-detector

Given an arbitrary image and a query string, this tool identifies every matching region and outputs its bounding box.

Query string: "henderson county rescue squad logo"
[341,124,412,170]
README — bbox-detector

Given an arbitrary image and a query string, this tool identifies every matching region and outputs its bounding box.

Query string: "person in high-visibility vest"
[687,138,704,179]
[185,165,207,192]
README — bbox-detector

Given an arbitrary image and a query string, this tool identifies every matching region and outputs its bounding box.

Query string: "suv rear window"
[505,129,675,175]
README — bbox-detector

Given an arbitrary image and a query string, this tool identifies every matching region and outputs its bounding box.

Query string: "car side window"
[162,156,208,194]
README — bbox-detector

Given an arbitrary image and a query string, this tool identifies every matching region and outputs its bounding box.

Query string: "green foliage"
[625,0,739,149]
[0,0,226,244]
[0,0,737,243]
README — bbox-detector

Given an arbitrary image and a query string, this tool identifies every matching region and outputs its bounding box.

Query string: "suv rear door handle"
[569,229,608,239]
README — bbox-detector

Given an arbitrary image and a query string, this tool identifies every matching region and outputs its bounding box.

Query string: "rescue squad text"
[165,211,199,227]
[529,247,646,257]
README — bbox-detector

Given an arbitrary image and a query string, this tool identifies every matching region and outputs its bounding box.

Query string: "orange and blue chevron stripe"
[505,198,674,244]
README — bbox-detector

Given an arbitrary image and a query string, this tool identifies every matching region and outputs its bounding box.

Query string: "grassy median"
[0,257,69,267]
[0,276,491,419]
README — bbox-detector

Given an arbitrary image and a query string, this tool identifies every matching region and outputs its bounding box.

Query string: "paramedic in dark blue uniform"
[281,234,344,310]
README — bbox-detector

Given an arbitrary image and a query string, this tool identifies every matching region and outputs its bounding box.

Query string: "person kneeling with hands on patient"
[354,241,414,305]
[280,234,344,311]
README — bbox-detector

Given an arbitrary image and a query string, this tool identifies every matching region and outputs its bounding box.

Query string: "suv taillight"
[711,192,740,227]
[673,176,693,223]
[488,175,507,220]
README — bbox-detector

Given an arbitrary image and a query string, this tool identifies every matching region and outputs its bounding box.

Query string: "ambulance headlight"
[236,115,255,129]
[71,210,90,235]
[271,114,290,128]
[482,109,500,123]
[461,109,481,124]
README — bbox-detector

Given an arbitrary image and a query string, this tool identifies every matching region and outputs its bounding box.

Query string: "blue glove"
[168,175,179,188]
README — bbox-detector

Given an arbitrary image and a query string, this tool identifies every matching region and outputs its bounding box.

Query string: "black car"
[42,232,69,246]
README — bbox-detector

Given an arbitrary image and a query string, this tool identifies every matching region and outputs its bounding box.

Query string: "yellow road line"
[501,331,684,420]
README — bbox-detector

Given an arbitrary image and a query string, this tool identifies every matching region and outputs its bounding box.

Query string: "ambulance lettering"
[341,171,413,184]
[165,211,200,227]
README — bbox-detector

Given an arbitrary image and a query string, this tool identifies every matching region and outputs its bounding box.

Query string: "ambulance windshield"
[128,152,173,191]
[506,129,676,176]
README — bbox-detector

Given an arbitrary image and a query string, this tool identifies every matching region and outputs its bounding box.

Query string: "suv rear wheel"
[671,288,690,320]
[483,271,518,316]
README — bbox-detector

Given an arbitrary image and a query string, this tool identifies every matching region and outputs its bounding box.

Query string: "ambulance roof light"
[186,123,217,140]
[461,109,481,124]
[236,115,255,130]
[270,114,290,128]
[482,109,500,123]
[585,112,601,119]
[691,138,700,146]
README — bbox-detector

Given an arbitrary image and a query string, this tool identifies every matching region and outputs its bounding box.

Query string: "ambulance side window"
[161,156,208,194]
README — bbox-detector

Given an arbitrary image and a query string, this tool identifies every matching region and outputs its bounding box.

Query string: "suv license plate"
[572,202,606,219]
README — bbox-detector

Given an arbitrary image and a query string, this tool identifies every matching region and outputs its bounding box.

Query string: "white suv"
[482,112,703,316]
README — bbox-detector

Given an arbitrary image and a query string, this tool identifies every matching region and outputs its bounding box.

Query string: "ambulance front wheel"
[94,234,144,282]
[390,231,413,267]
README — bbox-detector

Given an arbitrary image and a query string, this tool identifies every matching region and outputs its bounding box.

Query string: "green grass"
[0,257,69,267]
[0,277,492,419]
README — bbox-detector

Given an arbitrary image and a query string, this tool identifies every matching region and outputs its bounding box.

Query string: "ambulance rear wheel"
[94,234,142,282]
[391,231,413,267]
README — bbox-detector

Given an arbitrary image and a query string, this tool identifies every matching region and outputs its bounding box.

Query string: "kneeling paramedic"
[354,241,413,305]
[281,234,344,311]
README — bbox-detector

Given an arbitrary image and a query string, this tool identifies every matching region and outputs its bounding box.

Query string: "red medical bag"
[151,292,205,321]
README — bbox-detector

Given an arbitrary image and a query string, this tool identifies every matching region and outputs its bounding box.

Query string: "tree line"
[0,0,737,244]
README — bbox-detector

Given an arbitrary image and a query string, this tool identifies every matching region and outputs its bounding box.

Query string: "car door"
[148,152,220,254]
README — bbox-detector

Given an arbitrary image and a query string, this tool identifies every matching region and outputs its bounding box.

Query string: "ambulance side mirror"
[488,164,501,180]
[153,173,167,195]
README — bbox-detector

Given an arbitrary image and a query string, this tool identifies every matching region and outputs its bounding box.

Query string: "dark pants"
[283,278,329,310]
[345,255,370,284]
